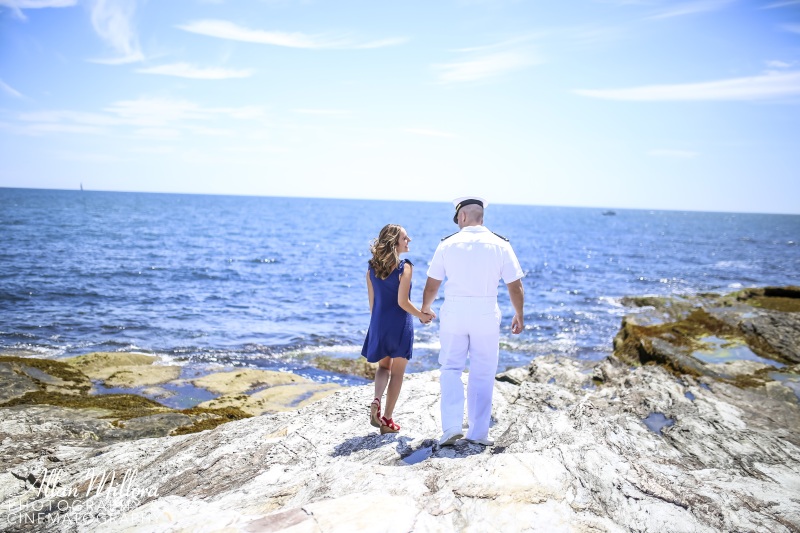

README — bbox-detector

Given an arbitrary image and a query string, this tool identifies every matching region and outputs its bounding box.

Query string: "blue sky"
[1,0,799,214]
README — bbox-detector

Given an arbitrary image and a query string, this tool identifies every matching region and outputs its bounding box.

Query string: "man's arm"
[506,279,524,334]
[421,277,442,318]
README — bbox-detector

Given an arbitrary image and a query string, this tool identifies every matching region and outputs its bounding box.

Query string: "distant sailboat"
[602,210,616,216]
[80,183,84,191]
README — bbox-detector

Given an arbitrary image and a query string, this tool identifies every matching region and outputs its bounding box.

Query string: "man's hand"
[506,279,524,335]
[419,308,436,324]
[511,313,524,334]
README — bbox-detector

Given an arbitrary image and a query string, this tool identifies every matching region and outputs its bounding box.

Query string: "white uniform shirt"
[426,225,524,298]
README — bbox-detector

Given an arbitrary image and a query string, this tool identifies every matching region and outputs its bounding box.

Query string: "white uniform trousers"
[438,296,501,441]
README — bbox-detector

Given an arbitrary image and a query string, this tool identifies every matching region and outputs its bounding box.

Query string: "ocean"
[1,188,798,386]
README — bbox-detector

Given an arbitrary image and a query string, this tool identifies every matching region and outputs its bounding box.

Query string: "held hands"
[511,314,524,335]
[419,309,436,324]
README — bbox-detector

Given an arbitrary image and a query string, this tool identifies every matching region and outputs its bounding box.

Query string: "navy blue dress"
[361,259,414,362]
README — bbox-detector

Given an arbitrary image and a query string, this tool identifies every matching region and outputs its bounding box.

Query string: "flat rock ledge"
[2,353,799,532]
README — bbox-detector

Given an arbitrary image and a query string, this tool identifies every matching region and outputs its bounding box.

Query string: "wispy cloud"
[54,150,122,162]
[648,149,699,158]
[573,71,800,101]
[404,128,456,138]
[0,78,24,98]
[0,0,76,20]
[103,97,265,126]
[177,19,407,49]
[136,63,254,80]
[292,109,351,116]
[781,24,800,34]
[763,0,800,7]
[353,37,409,49]
[434,40,542,83]
[13,97,266,140]
[87,0,144,64]
[766,60,792,69]
[647,0,734,19]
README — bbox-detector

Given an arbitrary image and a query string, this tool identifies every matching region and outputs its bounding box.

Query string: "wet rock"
[0,355,92,395]
[197,382,340,416]
[190,368,309,395]
[0,363,39,403]
[311,356,378,380]
[63,352,181,388]
[0,356,251,448]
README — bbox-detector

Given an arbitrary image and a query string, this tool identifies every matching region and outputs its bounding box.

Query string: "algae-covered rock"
[0,355,254,442]
[64,352,182,388]
[312,356,378,380]
[190,369,308,396]
[197,382,341,416]
[0,355,92,395]
[614,287,800,390]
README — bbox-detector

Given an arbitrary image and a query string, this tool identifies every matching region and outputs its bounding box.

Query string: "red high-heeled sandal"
[370,397,381,428]
[380,416,400,434]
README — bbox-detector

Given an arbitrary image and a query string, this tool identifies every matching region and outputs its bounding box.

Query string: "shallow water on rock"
[402,445,435,465]
[768,372,800,400]
[642,412,675,435]
[694,336,784,367]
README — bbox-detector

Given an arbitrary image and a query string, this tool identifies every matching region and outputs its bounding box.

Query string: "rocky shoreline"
[1,287,798,532]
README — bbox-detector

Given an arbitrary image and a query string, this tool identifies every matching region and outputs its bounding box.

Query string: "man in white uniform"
[422,197,525,447]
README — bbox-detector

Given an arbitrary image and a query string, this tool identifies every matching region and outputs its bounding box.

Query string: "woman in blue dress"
[362,224,433,434]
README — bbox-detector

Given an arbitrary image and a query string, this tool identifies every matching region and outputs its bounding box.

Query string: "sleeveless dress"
[361,259,414,362]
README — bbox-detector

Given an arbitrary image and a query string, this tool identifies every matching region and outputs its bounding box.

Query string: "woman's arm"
[397,263,427,320]
[366,269,374,313]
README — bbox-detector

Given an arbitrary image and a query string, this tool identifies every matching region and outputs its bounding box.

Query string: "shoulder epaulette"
[492,232,509,242]
[441,232,458,241]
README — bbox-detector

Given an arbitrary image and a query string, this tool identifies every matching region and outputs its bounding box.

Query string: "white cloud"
[0,79,24,98]
[0,0,76,19]
[292,109,351,116]
[136,63,254,80]
[647,0,734,19]
[13,97,266,140]
[133,128,182,140]
[573,71,800,101]
[434,43,541,83]
[764,0,800,7]
[54,150,122,162]
[87,0,144,64]
[23,123,108,135]
[353,37,409,49]
[0,0,75,5]
[177,19,406,49]
[404,128,456,138]
[19,110,120,126]
[103,97,265,126]
[766,60,792,69]
[648,149,699,158]
[781,24,800,34]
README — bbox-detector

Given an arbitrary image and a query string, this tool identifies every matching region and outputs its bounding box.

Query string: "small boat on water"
[602,210,616,216]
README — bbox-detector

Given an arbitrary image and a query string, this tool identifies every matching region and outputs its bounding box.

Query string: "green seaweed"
[0,355,91,393]
[312,356,377,379]
[0,390,169,419]
[172,406,252,435]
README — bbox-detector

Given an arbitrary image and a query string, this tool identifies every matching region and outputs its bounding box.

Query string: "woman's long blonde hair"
[368,224,403,280]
